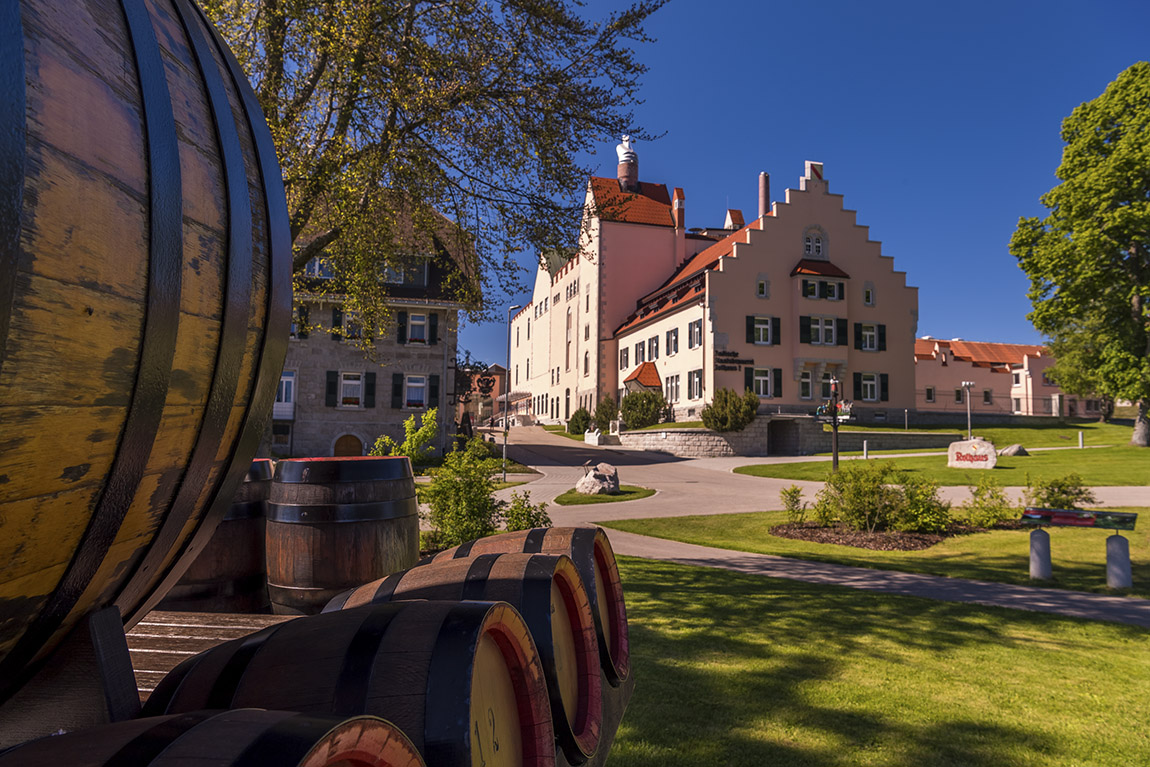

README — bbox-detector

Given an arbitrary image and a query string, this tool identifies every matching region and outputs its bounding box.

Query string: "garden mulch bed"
[769,520,1020,551]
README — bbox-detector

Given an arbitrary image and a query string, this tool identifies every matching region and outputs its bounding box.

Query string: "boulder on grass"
[576,465,620,495]
[999,443,1029,457]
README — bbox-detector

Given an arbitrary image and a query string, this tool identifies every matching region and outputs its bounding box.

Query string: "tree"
[203,0,666,332]
[1010,62,1150,446]
[619,390,665,430]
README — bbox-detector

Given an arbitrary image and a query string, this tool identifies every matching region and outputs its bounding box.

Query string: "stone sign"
[947,439,997,469]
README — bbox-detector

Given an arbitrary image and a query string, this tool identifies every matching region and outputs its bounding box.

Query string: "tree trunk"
[1132,399,1150,447]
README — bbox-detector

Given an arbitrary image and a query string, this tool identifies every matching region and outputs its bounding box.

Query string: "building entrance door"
[333,434,363,456]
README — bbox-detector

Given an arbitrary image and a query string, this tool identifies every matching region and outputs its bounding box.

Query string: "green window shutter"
[746,315,755,344]
[878,324,887,351]
[430,374,440,405]
[854,322,863,350]
[880,373,889,402]
[853,372,862,400]
[773,368,782,397]
[331,307,342,340]
[799,316,811,344]
[818,280,828,298]
[429,313,439,345]
[801,279,810,295]
[836,318,847,346]
[297,305,309,338]
[364,372,376,408]
[325,371,338,407]
[391,373,403,409]
[771,317,780,345]
[744,366,754,393]
[396,311,407,344]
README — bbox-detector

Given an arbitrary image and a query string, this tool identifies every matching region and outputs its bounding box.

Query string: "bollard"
[1106,534,1133,589]
[1078,431,1084,449]
[1029,528,1052,580]
[863,440,868,459]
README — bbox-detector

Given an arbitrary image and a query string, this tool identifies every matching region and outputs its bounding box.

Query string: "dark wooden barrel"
[142,601,556,767]
[0,709,425,767]
[428,527,630,685]
[266,457,420,615]
[0,0,290,703]
[326,553,602,763]
[157,459,274,612]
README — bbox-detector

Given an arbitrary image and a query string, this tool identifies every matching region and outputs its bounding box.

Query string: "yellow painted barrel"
[0,0,290,703]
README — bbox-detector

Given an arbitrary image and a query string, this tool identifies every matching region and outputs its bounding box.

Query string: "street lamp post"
[504,305,521,482]
[962,380,975,440]
[830,376,841,472]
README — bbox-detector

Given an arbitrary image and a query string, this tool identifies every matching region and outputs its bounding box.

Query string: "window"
[812,317,836,345]
[864,286,875,306]
[648,336,659,360]
[752,317,772,345]
[822,281,844,300]
[821,373,833,399]
[665,374,680,403]
[635,341,645,364]
[753,368,772,397]
[955,388,964,404]
[584,324,589,341]
[687,369,703,400]
[666,327,679,355]
[277,371,295,404]
[271,422,291,448]
[983,390,992,405]
[1012,372,1020,385]
[688,319,703,349]
[405,375,426,409]
[756,280,769,298]
[925,386,935,403]
[304,258,334,279]
[1013,397,1021,412]
[620,347,629,369]
[516,327,519,347]
[408,313,427,343]
[554,293,560,306]
[527,317,530,339]
[800,371,812,400]
[1042,371,1055,386]
[861,373,878,402]
[803,235,824,257]
[290,305,309,338]
[340,372,363,407]
[583,352,589,376]
[803,280,818,298]
[861,324,877,351]
[526,359,530,380]
[586,291,590,313]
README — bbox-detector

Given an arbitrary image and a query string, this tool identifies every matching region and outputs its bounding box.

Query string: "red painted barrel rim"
[594,530,630,680]
[483,603,557,767]
[551,558,603,757]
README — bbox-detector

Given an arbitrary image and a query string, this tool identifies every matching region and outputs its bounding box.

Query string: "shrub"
[620,390,666,430]
[504,491,552,531]
[700,388,759,432]
[780,484,808,524]
[1026,473,1097,510]
[962,474,1014,528]
[893,475,951,533]
[567,407,592,435]
[813,462,902,533]
[594,395,616,433]
[371,406,439,465]
[421,437,503,546]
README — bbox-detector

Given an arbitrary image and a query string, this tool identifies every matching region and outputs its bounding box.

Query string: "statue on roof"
[616,135,637,164]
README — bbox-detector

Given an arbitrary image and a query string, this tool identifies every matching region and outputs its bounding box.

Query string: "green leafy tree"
[594,395,617,433]
[504,491,552,532]
[701,388,759,432]
[620,390,666,430]
[203,0,667,332]
[961,474,1015,528]
[371,406,439,465]
[1025,473,1098,510]
[567,407,592,435]
[421,437,503,546]
[1010,62,1150,446]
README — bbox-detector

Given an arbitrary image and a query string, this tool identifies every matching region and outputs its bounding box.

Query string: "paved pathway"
[488,426,1150,628]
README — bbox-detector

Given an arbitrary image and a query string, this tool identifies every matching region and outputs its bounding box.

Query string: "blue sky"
[459,0,1150,366]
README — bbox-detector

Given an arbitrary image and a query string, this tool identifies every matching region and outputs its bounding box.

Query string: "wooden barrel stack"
[158,458,274,613]
[0,0,290,709]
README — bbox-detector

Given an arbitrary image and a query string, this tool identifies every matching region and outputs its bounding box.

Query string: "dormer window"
[802,227,828,259]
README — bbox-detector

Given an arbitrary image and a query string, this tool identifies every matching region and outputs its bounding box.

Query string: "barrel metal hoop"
[118,0,256,619]
[452,538,478,558]
[523,528,548,553]
[265,498,418,524]
[0,0,24,379]
[222,500,265,521]
[102,711,221,767]
[461,554,501,601]
[332,606,402,716]
[0,0,184,693]
[204,623,281,709]
[423,603,489,763]
[230,712,341,767]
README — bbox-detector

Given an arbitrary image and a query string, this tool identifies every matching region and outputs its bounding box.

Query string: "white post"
[1029,528,1052,580]
[904,409,908,430]
[863,440,868,460]
[1078,431,1084,449]
[1106,534,1133,589]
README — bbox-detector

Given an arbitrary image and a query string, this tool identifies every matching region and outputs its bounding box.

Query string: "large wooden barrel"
[142,601,556,767]
[0,0,290,702]
[428,528,630,685]
[327,553,602,763]
[157,458,274,612]
[0,709,425,767]
[266,457,420,615]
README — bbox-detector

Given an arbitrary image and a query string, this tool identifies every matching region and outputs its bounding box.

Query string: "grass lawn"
[734,445,1150,486]
[553,485,655,505]
[835,420,1131,448]
[600,508,1150,598]
[610,557,1150,766]
[543,423,585,441]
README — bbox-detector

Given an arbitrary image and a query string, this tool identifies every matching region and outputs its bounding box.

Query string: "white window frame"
[667,328,679,355]
[861,324,877,351]
[277,370,296,405]
[340,371,363,408]
[687,369,703,400]
[408,313,427,344]
[620,347,629,369]
[803,280,818,298]
[861,373,878,402]
[753,317,772,345]
[812,317,836,346]
[635,341,645,364]
[800,371,812,400]
[665,374,680,404]
[404,374,427,409]
[305,258,334,279]
[648,336,659,360]
[753,368,772,397]
[864,287,875,306]
[756,280,768,298]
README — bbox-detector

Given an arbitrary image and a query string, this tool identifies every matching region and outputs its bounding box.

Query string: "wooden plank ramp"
[126,610,295,704]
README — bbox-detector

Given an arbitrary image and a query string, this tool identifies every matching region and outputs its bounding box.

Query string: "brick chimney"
[758,172,770,218]
[672,187,685,229]
[616,135,639,192]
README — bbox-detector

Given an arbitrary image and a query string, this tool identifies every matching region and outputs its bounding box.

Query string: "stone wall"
[617,418,773,457]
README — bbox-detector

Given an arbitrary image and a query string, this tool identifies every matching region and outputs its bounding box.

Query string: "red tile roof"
[790,259,851,278]
[615,280,705,335]
[588,177,673,227]
[915,338,1047,365]
[623,361,662,388]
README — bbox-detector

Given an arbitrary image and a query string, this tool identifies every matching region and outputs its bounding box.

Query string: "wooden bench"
[1021,508,1137,531]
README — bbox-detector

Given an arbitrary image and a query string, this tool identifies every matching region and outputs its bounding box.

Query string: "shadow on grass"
[609,558,1145,766]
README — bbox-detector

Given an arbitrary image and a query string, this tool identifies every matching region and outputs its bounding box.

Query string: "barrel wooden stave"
[0,708,425,767]
[143,602,555,767]
[431,527,630,686]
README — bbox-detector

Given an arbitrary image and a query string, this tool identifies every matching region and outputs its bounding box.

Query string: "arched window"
[584,351,590,376]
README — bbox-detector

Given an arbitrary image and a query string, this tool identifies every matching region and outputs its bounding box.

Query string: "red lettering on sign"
[955,452,989,462]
